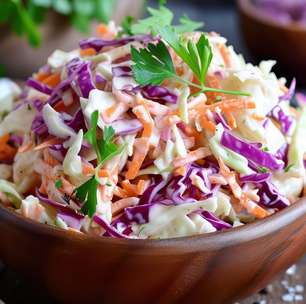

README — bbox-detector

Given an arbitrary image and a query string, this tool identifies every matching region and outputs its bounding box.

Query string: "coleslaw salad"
[0,5,305,239]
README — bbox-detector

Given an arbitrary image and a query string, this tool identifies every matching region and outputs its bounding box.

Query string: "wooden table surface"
[0,256,305,303]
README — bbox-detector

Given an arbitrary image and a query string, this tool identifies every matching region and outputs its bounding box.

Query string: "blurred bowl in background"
[238,0,306,84]
[0,0,144,79]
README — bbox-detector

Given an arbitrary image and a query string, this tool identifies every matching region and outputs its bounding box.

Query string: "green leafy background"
[0,0,115,47]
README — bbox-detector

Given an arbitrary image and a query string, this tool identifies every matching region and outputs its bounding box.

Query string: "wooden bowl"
[238,0,306,83]
[0,198,305,304]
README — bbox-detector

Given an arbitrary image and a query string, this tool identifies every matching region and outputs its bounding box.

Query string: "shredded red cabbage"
[140,85,178,104]
[270,105,294,134]
[79,35,153,52]
[198,211,232,230]
[110,119,143,136]
[221,130,284,170]
[36,190,84,219]
[26,78,53,95]
[93,215,129,238]
[240,172,271,183]
[257,181,290,210]
[279,78,296,101]
[112,66,132,77]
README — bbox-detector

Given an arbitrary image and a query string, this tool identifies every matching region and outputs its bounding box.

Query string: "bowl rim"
[237,0,306,33]
[1,197,305,252]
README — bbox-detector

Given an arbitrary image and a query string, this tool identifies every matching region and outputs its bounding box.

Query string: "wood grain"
[0,198,305,304]
[0,258,305,303]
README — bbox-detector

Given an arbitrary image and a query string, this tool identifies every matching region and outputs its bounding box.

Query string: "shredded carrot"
[223,109,237,129]
[36,72,50,82]
[18,141,34,153]
[219,44,231,68]
[113,186,129,198]
[0,134,17,161]
[121,180,138,196]
[208,174,228,185]
[173,147,211,168]
[199,111,216,133]
[218,158,269,219]
[80,48,97,57]
[38,182,47,195]
[53,100,67,112]
[133,105,154,138]
[136,179,147,195]
[111,197,137,215]
[34,138,63,151]
[96,23,109,37]
[42,73,61,88]
[60,178,74,195]
[98,169,109,178]
[104,104,118,119]
[43,149,60,167]
[174,166,187,176]
[251,113,265,121]
[82,162,95,175]
[125,138,150,180]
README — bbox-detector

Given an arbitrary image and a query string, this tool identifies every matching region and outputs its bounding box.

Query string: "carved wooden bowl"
[238,0,306,83]
[0,197,305,304]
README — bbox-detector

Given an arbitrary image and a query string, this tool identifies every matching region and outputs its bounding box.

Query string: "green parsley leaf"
[175,15,204,33]
[131,6,173,36]
[131,5,202,36]
[76,111,124,218]
[258,166,269,173]
[84,110,124,165]
[119,16,134,37]
[262,147,269,152]
[84,110,99,160]
[75,175,99,217]
[131,28,250,97]
[284,163,294,173]
[131,41,176,86]
[55,179,62,189]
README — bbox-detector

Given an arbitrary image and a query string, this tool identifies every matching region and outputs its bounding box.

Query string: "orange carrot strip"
[42,73,61,88]
[223,110,237,129]
[98,169,110,178]
[125,137,150,180]
[219,44,231,68]
[136,179,147,195]
[174,166,187,176]
[80,48,97,57]
[133,105,154,138]
[18,141,33,153]
[43,149,60,167]
[0,134,17,161]
[121,180,138,196]
[111,197,137,215]
[113,186,128,199]
[34,138,63,151]
[96,23,109,37]
[173,147,211,168]
[82,162,95,175]
[251,113,265,121]
[36,72,50,82]
[53,100,67,112]
[200,114,216,133]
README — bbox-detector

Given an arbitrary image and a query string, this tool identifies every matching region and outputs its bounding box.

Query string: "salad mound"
[0,5,305,239]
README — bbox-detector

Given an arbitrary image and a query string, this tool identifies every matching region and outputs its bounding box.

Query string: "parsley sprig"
[130,5,203,36]
[74,110,124,217]
[130,5,250,97]
[131,34,250,97]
